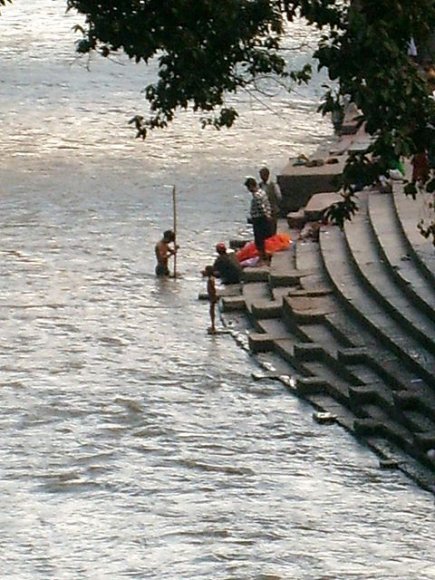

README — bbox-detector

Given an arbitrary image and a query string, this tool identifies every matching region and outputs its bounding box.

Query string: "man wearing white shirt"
[259,166,282,235]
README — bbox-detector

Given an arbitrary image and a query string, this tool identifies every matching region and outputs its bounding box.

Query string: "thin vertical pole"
[172,184,177,278]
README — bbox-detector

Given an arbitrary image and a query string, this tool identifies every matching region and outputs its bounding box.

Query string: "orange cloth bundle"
[236,233,292,262]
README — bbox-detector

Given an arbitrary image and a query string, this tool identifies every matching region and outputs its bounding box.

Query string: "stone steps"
[297,238,435,408]
[392,186,435,285]
[250,317,355,407]
[354,405,415,452]
[343,192,435,356]
[319,225,435,389]
[393,389,435,424]
[368,192,435,318]
[220,205,435,491]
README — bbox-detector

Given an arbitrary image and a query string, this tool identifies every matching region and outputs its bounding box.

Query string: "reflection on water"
[1,2,434,579]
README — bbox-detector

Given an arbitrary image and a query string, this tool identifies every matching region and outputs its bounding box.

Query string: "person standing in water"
[203,265,218,334]
[155,230,177,277]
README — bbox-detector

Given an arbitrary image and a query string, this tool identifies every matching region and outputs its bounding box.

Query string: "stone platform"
[277,158,344,213]
[277,112,373,213]
[219,184,435,494]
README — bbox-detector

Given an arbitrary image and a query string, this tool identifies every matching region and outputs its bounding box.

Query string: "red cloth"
[236,233,291,262]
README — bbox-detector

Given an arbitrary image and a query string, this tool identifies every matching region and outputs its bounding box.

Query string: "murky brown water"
[1,2,434,579]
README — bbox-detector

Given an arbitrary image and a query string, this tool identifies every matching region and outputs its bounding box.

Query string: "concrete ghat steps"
[368,192,435,317]
[319,225,435,471]
[221,215,435,490]
[354,405,415,452]
[282,295,435,439]
[297,238,435,399]
[392,186,435,285]
[292,239,435,434]
[250,288,430,444]
[319,225,435,389]
[343,193,435,355]
[247,289,357,406]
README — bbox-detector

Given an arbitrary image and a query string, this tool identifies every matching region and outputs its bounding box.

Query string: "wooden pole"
[172,184,177,278]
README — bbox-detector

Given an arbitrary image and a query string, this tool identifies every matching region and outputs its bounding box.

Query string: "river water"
[0,2,434,579]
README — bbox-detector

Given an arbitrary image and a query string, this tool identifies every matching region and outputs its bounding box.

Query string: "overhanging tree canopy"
[66,1,435,137]
[6,0,435,237]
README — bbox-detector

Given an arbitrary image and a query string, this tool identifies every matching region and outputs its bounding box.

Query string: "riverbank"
[219,146,435,494]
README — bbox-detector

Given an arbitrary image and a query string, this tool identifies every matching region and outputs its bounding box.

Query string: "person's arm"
[166,241,180,257]
[273,180,282,202]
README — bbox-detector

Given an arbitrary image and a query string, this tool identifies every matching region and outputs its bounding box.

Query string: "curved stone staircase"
[221,186,435,492]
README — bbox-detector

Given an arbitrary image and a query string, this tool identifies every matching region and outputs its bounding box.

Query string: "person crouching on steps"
[213,242,243,285]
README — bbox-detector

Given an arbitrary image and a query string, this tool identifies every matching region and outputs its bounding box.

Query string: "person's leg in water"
[203,265,218,334]
[209,300,216,334]
[155,264,170,277]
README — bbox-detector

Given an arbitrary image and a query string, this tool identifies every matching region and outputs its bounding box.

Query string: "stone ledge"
[242,267,270,282]
[337,347,369,364]
[248,332,274,353]
[296,377,350,406]
[413,432,435,451]
[220,296,246,312]
[287,209,306,229]
[293,342,325,362]
[250,300,282,319]
[349,385,394,413]
[296,376,330,397]
[278,157,344,213]
[304,191,343,221]
[288,287,333,298]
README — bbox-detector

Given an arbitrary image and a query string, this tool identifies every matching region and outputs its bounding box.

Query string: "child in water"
[203,265,218,334]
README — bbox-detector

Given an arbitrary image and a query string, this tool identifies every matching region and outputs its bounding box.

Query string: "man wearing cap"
[244,176,273,264]
[213,242,243,285]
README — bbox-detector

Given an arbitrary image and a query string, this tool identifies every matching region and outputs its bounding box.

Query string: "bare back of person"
[155,230,176,277]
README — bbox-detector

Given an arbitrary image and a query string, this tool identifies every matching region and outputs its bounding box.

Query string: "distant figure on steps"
[244,176,273,265]
[259,166,281,235]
